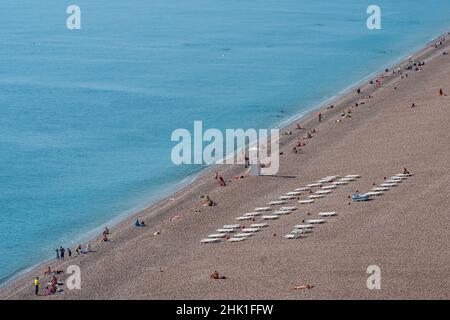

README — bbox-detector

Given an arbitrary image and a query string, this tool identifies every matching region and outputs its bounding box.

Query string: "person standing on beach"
[67,248,72,258]
[318,113,322,123]
[55,248,59,260]
[59,246,65,261]
[34,277,39,295]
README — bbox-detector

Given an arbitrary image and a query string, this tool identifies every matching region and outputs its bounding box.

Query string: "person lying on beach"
[218,176,226,186]
[403,167,411,175]
[201,195,215,207]
[291,284,315,290]
[210,271,227,280]
[101,234,109,242]
[134,219,143,227]
[44,267,52,276]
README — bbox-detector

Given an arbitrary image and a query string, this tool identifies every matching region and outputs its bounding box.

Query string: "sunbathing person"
[218,176,226,186]
[201,196,214,207]
[291,284,315,290]
[101,234,109,242]
[210,271,227,280]
[44,266,52,276]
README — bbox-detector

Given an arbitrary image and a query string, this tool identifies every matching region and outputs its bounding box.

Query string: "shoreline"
[1,30,449,299]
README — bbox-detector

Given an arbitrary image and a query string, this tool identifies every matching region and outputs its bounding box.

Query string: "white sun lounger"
[306,219,326,224]
[321,185,337,190]
[382,180,403,186]
[242,228,260,233]
[217,228,236,233]
[208,234,227,238]
[250,223,268,228]
[320,176,338,182]
[235,216,253,221]
[254,207,271,212]
[286,191,301,196]
[292,228,312,234]
[331,181,348,185]
[390,176,407,180]
[372,187,390,191]
[278,195,296,200]
[223,224,240,229]
[228,237,246,242]
[294,224,314,229]
[315,190,332,194]
[234,233,252,238]
[280,206,297,211]
[295,187,311,191]
[273,210,292,215]
[307,183,322,187]
[201,238,221,244]
[262,215,279,220]
[365,191,383,196]
[284,233,307,239]
[299,199,315,204]
[308,195,324,199]
[318,211,337,217]
[382,182,399,187]
[269,200,287,205]
[395,173,412,177]
[345,175,361,178]
[339,177,356,182]
[243,212,261,217]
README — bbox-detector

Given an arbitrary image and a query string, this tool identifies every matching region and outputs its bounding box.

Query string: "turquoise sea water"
[1,0,449,284]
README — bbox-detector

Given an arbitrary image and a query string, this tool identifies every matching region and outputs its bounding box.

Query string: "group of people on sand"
[134,218,146,227]
[34,266,65,296]
[55,246,71,260]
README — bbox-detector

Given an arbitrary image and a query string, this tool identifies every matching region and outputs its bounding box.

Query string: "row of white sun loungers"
[202,174,362,244]
[284,212,336,239]
[300,174,361,204]
[363,173,412,197]
[201,222,270,243]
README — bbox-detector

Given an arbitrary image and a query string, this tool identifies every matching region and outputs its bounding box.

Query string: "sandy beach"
[1,33,450,300]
